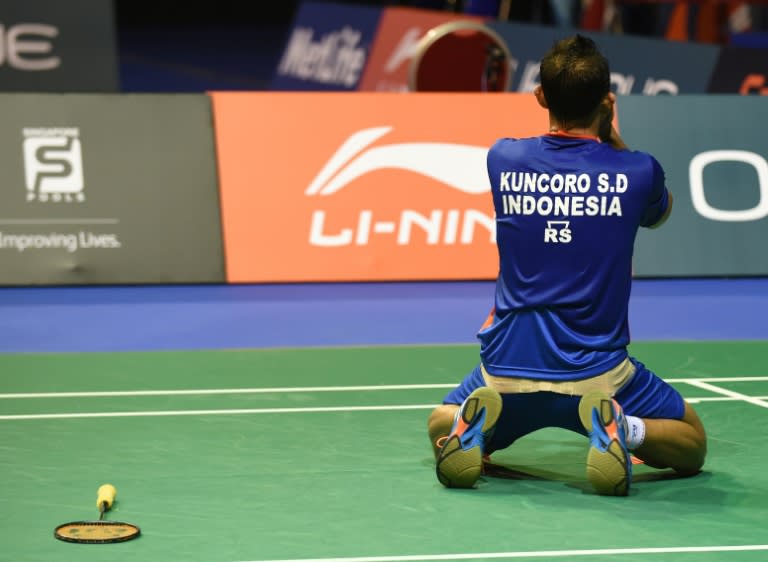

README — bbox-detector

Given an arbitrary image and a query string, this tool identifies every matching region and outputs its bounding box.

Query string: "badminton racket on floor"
[54,484,141,544]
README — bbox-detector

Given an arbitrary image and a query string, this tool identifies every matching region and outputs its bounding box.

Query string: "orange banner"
[211,92,543,283]
[357,7,487,92]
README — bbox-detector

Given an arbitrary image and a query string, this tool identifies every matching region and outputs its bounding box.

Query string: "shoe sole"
[578,391,630,497]
[436,387,502,489]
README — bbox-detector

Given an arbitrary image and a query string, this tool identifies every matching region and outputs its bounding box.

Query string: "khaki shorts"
[481,357,636,397]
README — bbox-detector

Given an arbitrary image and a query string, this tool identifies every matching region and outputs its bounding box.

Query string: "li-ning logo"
[384,28,422,73]
[740,74,768,96]
[22,127,84,202]
[305,126,495,247]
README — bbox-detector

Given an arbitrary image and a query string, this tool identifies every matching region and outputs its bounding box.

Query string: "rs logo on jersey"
[544,220,571,243]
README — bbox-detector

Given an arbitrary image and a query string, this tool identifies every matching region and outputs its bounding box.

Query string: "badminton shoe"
[578,391,632,496]
[436,386,502,488]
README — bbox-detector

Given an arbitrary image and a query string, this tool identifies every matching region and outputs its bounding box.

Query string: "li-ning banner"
[212,92,543,283]
[357,7,488,92]
[620,95,768,276]
[0,94,225,285]
[707,46,768,95]
[486,21,719,94]
[0,0,119,92]
[270,1,384,91]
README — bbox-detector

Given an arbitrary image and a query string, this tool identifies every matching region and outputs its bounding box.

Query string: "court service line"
[684,380,768,409]
[0,384,455,399]
[2,376,767,400]
[235,544,768,562]
[0,404,437,421]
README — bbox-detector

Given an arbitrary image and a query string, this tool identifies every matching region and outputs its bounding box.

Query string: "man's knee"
[679,402,707,474]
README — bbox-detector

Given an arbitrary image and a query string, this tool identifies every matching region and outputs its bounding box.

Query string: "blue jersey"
[479,134,670,381]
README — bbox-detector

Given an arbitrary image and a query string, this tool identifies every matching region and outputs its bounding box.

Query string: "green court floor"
[1,341,767,562]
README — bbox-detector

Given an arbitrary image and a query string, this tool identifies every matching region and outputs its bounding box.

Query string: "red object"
[581,0,607,30]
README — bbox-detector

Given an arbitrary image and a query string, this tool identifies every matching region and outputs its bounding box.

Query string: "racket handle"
[97,484,117,511]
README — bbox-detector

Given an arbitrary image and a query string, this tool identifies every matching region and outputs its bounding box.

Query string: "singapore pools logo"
[305,126,495,247]
[22,127,84,202]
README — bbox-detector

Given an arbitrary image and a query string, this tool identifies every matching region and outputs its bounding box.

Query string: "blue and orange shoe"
[578,391,632,496]
[436,387,502,488]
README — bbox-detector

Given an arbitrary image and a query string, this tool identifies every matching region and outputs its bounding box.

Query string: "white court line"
[2,377,767,420]
[687,395,768,404]
[2,396,767,421]
[0,384,454,399]
[0,404,437,421]
[234,544,768,562]
[684,380,768,409]
[2,376,767,399]
[667,376,768,383]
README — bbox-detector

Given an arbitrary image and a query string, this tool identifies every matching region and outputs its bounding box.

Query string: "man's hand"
[598,93,626,150]
[647,191,673,229]
[603,125,628,150]
[598,108,613,143]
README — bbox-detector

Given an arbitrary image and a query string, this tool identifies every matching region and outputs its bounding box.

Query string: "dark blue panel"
[270,1,384,91]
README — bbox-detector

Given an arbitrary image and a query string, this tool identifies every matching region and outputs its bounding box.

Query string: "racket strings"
[55,521,140,543]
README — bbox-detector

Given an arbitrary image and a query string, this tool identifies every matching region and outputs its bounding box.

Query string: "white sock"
[624,415,646,450]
